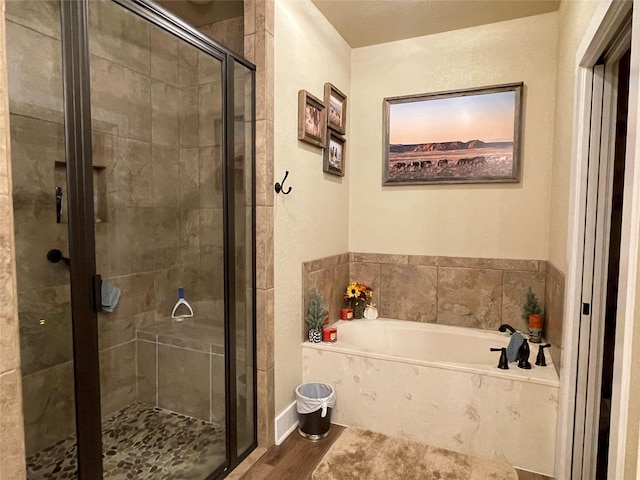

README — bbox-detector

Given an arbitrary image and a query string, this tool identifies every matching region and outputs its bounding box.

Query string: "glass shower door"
[87,1,227,477]
[5,1,81,477]
[233,61,255,455]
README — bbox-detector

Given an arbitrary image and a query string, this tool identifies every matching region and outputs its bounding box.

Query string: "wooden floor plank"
[237,425,552,480]
[238,425,345,480]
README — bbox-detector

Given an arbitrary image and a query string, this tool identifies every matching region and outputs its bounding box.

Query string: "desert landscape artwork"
[383,83,522,185]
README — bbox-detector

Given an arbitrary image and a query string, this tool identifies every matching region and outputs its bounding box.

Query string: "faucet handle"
[535,344,551,367]
[490,347,509,370]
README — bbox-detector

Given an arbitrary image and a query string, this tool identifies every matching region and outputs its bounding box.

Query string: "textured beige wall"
[0,0,26,477]
[349,13,558,261]
[548,0,600,274]
[273,0,350,413]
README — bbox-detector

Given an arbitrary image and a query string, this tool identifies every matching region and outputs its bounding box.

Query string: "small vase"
[308,328,322,343]
[364,304,378,319]
[528,314,544,343]
[351,301,365,319]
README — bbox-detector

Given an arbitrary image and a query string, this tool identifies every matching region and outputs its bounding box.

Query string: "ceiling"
[311,0,560,48]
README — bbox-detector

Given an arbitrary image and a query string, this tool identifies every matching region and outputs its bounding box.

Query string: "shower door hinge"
[92,274,102,313]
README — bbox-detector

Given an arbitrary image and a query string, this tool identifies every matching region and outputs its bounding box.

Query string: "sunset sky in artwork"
[389,91,516,145]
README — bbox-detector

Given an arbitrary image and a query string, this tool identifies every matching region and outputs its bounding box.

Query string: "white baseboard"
[275,401,298,445]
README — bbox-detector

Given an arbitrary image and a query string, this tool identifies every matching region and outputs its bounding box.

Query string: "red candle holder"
[340,308,353,320]
[322,326,337,342]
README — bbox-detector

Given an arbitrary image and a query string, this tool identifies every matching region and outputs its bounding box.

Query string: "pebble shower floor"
[26,403,225,479]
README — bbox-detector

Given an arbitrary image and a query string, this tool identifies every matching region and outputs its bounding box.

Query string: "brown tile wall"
[545,262,565,373]
[304,253,565,362]
[349,253,549,333]
[0,0,27,476]
[200,16,244,56]
[245,0,274,448]
[135,331,227,424]
[301,254,350,338]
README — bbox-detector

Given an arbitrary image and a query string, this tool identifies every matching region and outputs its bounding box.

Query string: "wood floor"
[232,426,346,480]
[233,426,552,480]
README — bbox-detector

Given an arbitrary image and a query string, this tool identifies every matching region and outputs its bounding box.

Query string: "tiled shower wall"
[303,252,566,370]
[136,327,226,424]
[7,1,242,456]
[0,0,27,476]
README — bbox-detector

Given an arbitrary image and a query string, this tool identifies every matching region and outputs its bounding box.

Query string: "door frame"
[60,1,103,476]
[561,1,638,479]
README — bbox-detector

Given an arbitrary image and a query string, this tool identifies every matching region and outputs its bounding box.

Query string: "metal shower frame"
[59,1,257,478]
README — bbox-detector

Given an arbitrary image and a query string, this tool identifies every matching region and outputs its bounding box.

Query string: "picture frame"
[298,90,326,148]
[324,82,347,134]
[382,82,523,185]
[323,130,346,177]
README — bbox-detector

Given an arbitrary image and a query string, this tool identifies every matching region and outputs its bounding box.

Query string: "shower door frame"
[59,1,257,478]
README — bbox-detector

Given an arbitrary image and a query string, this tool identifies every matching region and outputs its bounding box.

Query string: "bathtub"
[301,318,558,476]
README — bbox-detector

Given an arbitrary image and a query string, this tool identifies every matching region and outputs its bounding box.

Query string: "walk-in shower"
[7,0,256,478]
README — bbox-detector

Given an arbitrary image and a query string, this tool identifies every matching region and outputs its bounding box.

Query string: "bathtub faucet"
[498,324,517,334]
[517,339,532,370]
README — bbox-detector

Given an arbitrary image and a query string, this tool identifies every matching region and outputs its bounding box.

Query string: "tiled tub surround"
[302,319,559,476]
[544,262,565,370]
[302,253,566,370]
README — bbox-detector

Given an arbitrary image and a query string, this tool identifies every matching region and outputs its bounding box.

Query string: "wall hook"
[274,171,292,195]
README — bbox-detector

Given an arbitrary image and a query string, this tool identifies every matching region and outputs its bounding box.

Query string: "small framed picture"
[323,130,346,177]
[324,83,347,134]
[298,90,326,148]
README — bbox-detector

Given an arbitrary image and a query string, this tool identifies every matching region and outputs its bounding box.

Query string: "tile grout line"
[209,352,213,423]
[155,336,159,407]
[435,264,439,324]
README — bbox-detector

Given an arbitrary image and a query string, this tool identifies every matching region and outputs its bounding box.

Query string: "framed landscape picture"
[298,90,326,148]
[324,82,347,134]
[382,82,523,185]
[323,130,345,177]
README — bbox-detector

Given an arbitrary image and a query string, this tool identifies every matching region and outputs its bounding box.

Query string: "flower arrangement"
[344,281,372,318]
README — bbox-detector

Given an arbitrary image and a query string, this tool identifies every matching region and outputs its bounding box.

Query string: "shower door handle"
[92,274,102,313]
[55,186,62,223]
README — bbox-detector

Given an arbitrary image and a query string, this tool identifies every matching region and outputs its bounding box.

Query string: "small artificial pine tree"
[521,287,543,321]
[306,289,325,331]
